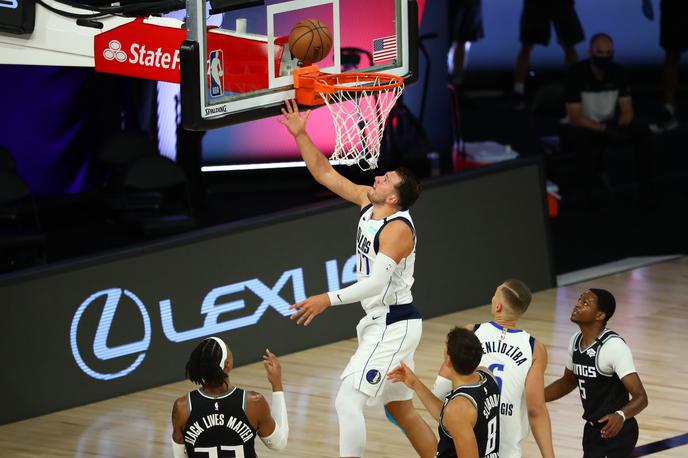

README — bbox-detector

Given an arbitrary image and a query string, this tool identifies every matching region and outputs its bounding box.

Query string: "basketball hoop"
[294,65,404,171]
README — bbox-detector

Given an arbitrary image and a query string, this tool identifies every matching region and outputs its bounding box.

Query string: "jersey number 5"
[577,379,586,400]
[195,445,245,458]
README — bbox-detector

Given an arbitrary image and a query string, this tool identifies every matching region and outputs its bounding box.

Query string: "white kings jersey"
[356,204,416,312]
[474,322,535,458]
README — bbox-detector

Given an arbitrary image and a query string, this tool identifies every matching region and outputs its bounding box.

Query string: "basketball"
[288,19,333,63]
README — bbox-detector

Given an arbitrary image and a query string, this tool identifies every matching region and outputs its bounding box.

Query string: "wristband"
[615,410,626,422]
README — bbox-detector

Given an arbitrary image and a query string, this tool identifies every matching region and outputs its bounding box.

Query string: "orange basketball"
[288,19,333,63]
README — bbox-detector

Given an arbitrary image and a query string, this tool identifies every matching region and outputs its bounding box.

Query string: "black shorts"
[520,0,584,47]
[660,0,688,52]
[582,418,639,458]
[451,0,484,43]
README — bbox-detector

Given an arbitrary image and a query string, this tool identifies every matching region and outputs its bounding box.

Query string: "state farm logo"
[103,40,127,62]
[101,39,180,70]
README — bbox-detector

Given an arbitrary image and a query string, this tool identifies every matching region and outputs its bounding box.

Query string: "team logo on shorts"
[366,369,381,385]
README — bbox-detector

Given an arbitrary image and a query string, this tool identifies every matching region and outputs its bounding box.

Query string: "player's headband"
[207,337,228,370]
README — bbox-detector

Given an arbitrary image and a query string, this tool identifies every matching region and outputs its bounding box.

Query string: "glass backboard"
[180,0,418,130]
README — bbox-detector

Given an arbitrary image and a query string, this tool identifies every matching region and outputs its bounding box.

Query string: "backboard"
[180,0,418,130]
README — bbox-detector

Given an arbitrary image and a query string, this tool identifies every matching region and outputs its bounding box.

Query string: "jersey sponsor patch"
[366,369,382,385]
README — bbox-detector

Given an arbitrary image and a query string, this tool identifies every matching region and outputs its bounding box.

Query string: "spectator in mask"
[559,33,655,207]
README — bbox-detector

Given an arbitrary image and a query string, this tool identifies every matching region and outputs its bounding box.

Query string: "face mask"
[591,55,614,71]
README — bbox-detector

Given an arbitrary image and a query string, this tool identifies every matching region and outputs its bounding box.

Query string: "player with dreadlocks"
[171,337,289,457]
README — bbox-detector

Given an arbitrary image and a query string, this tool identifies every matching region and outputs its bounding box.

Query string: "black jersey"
[183,387,257,458]
[571,330,630,422]
[437,369,500,458]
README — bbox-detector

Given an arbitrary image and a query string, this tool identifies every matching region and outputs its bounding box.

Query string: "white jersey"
[474,322,535,458]
[340,204,421,402]
[355,204,415,312]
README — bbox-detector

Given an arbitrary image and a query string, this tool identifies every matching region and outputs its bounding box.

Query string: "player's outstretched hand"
[598,411,624,438]
[263,348,283,392]
[277,99,311,137]
[387,361,420,390]
[289,293,330,326]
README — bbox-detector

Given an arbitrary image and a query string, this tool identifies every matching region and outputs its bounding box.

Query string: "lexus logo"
[103,40,127,62]
[70,288,151,380]
[70,256,357,381]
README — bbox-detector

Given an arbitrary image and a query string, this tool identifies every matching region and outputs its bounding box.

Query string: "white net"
[318,75,404,171]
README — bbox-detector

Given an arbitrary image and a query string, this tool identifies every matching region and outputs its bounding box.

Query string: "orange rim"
[313,72,404,94]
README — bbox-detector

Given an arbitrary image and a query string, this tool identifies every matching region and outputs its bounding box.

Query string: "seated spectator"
[559,33,654,206]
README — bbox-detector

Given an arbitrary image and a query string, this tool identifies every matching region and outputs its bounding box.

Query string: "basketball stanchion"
[293,65,404,171]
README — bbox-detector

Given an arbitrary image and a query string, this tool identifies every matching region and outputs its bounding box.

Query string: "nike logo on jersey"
[372,315,382,320]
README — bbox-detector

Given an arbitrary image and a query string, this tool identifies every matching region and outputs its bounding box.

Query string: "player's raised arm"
[250,349,289,451]
[278,99,370,207]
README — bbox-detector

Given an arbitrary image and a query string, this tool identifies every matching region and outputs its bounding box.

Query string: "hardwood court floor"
[1,257,686,457]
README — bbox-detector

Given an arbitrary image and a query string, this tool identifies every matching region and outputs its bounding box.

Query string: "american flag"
[372,35,397,64]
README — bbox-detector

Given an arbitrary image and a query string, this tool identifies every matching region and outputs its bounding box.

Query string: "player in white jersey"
[433,279,555,458]
[279,100,436,458]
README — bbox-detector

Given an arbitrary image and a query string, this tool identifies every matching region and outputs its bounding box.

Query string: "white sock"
[431,375,453,399]
[664,103,676,115]
[514,82,525,95]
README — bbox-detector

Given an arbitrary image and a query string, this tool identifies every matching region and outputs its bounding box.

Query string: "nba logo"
[208,50,224,98]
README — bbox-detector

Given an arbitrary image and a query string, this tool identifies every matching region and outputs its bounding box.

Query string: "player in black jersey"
[171,337,289,458]
[389,327,501,458]
[545,289,648,457]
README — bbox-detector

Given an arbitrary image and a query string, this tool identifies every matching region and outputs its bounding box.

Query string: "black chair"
[119,155,196,236]
[529,82,567,154]
[529,82,579,190]
[97,131,158,189]
[0,145,17,172]
[0,170,46,272]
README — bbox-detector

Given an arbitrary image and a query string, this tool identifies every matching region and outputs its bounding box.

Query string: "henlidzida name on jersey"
[184,414,255,445]
[482,341,528,366]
